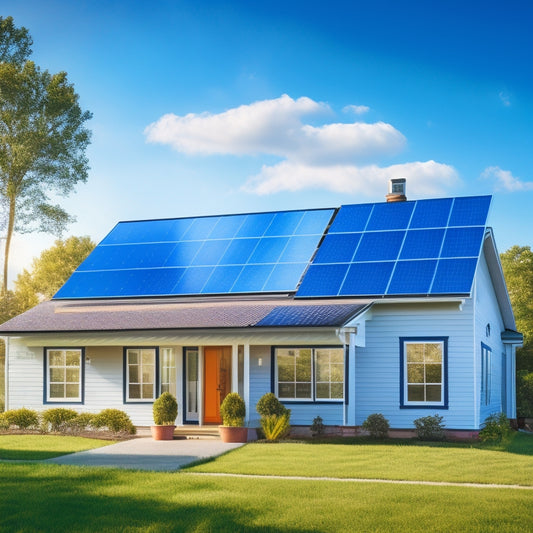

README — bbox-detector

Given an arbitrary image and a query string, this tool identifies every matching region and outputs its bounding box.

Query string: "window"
[276,347,344,401]
[45,348,83,403]
[125,348,157,402]
[481,343,492,405]
[160,348,176,396]
[400,338,447,408]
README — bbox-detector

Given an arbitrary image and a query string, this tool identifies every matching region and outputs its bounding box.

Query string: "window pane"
[408,385,424,401]
[426,364,442,383]
[66,384,79,398]
[50,384,65,398]
[161,384,169,394]
[329,349,344,363]
[278,361,294,382]
[425,344,442,362]
[66,351,80,366]
[330,364,344,382]
[129,384,140,399]
[66,368,80,383]
[316,362,330,382]
[142,369,154,383]
[141,350,154,365]
[316,383,330,398]
[128,351,139,365]
[296,382,311,399]
[407,344,424,362]
[142,384,154,399]
[330,383,344,399]
[129,365,139,383]
[188,351,198,381]
[49,351,65,366]
[426,385,442,402]
[407,364,424,383]
[279,383,295,398]
[295,350,312,381]
[50,368,64,382]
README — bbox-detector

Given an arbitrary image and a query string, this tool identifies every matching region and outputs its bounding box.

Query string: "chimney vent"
[386,178,407,202]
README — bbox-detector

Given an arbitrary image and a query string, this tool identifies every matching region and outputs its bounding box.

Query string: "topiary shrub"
[4,408,39,430]
[261,413,291,441]
[153,392,178,425]
[92,409,136,434]
[41,408,78,432]
[220,392,246,427]
[479,412,513,443]
[256,392,288,417]
[310,415,325,437]
[65,412,95,433]
[362,413,390,439]
[413,414,446,441]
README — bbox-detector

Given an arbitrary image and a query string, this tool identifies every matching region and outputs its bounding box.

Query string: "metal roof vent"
[386,178,407,202]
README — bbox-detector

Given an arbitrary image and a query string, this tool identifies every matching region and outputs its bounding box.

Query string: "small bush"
[41,408,78,432]
[220,393,246,427]
[362,413,390,439]
[153,392,178,425]
[0,412,9,430]
[310,416,325,437]
[413,414,446,441]
[92,409,136,434]
[479,412,513,443]
[256,393,288,417]
[261,413,291,441]
[65,412,95,433]
[4,408,39,430]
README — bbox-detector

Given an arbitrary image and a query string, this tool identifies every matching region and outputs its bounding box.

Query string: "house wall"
[474,253,507,425]
[353,300,477,430]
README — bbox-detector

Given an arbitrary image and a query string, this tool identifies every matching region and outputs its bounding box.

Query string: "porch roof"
[0,296,371,334]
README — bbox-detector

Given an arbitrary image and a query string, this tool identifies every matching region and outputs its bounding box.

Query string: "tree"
[0,16,92,292]
[500,245,533,371]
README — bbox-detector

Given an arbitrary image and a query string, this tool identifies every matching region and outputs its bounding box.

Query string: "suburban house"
[0,181,523,436]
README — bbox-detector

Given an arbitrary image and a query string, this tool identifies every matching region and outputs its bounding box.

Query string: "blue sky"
[2,0,533,284]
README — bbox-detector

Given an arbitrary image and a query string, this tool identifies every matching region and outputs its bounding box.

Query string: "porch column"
[243,343,250,424]
[231,343,239,393]
[346,333,356,426]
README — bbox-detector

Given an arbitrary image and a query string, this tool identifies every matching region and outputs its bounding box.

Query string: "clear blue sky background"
[2,0,533,284]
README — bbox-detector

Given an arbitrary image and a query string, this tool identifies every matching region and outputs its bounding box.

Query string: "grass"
[186,432,533,486]
[0,463,532,532]
[0,434,116,460]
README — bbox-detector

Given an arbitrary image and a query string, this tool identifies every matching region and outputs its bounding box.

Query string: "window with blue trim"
[125,348,158,402]
[481,343,492,405]
[45,348,84,403]
[401,338,447,407]
[275,347,344,401]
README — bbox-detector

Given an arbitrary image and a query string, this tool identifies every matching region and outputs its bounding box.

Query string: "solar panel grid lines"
[55,207,336,299]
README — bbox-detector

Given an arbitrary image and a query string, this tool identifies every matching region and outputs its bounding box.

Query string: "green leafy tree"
[500,245,533,371]
[0,16,92,292]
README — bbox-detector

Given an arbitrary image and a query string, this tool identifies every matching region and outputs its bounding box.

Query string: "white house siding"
[249,346,271,426]
[6,341,43,411]
[353,300,477,430]
[474,253,506,425]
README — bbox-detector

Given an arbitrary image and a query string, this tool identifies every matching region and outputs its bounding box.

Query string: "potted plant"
[151,392,178,440]
[219,392,248,443]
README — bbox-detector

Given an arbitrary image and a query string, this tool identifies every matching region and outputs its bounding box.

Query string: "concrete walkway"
[46,437,244,471]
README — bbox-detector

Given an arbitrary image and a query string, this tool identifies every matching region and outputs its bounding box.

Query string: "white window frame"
[401,338,447,408]
[481,343,492,406]
[45,348,83,403]
[160,347,177,397]
[125,347,157,403]
[275,347,344,402]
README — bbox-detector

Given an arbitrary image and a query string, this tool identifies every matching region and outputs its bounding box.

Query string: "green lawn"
[187,432,533,486]
[0,463,532,532]
[0,434,116,460]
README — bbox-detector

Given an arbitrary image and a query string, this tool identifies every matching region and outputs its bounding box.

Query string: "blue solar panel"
[265,211,304,236]
[279,236,323,263]
[231,264,274,293]
[208,215,246,239]
[354,231,405,262]
[339,262,395,296]
[409,198,453,229]
[328,204,373,233]
[263,263,308,292]
[235,212,275,238]
[296,264,349,297]
[163,241,202,267]
[366,202,414,230]
[448,196,491,227]
[440,227,485,258]
[172,266,214,294]
[202,265,243,294]
[191,240,231,266]
[314,233,361,264]
[182,217,220,241]
[431,258,478,294]
[400,229,445,260]
[248,237,289,264]
[387,260,437,295]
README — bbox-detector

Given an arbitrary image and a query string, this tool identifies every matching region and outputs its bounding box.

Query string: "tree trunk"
[2,195,16,294]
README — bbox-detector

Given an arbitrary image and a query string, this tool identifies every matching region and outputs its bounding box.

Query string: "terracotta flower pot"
[218,426,248,443]
[151,425,176,440]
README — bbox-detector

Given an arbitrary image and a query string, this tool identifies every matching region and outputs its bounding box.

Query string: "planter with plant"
[151,392,178,440]
[219,392,248,443]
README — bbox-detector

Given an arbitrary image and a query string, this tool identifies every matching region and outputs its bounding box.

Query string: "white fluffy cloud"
[481,166,533,192]
[343,104,370,115]
[145,95,458,197]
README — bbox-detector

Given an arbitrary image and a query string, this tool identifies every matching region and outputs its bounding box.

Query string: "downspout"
[3,337,9,411]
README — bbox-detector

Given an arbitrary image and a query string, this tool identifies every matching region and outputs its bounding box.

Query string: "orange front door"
[203,347,231,424]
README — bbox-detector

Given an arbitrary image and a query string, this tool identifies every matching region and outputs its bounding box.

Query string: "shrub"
[0,412,9,430]
[517,370,533,418]
[310,415,325,437]
[4,408,39,430]
[256,392,288,417]
[413,414,446,441]
[92,409,136,434]
[220,392,246,427]
[362,413,390,439]
[261,413,291,441]
[153,392,178,425]
[65,412,95,433]
[479,412,513,443]
[41,408,78,432]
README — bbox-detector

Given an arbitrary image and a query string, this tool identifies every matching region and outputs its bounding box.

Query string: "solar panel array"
[54,208,335,299]
[296,196,491,297]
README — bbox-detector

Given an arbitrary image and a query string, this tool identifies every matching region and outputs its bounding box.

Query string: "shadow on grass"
[0,464,314,533]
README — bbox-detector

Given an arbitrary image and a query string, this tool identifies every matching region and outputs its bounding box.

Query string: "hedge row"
[0,407,136,435]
